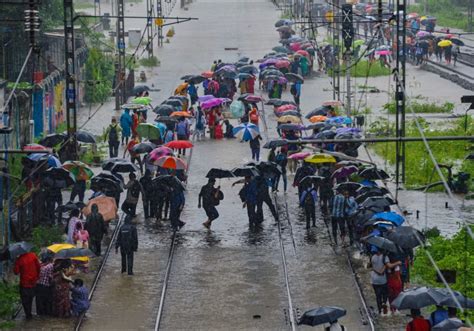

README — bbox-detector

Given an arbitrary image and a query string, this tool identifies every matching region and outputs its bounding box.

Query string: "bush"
[384,101,454,114]
[139,56,160,67]
[330,60,391,78]
[31,225,64,252]
[84,48,114,104]
[0,281,19,327]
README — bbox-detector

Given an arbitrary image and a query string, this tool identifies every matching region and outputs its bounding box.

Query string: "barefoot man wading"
[198,178,223,229]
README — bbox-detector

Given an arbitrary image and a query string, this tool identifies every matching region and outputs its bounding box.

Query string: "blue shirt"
[429,309,448,326]
[331,194,345,218]
[345,196,358,216]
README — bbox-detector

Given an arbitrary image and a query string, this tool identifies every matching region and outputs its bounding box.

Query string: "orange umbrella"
[154,155,187,170]
[201,71,214,78]
[82,196,118,222]
[309,115,328,123]
[322,100,343,107]
[170,111,192,118]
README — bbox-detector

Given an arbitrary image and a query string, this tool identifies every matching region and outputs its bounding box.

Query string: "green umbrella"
[136,123,161,140]
[132,96,152,105]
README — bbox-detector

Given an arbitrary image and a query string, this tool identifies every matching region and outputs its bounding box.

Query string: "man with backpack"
[300,183,318,229]
[121,173,141,217]
[199,178,223,229]
[273,149,288,192]
[104,118,122,158]
[115,215,138,275]
[140,170,154,219]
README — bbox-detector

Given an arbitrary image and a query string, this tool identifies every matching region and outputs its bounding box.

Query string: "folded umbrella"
[165,140,194,149]
[206,168,235,179]
[137,123,162,140]
[233,123,260,142]
[392,287,446,310]
[366,236,400,253]
[131,141,156,154]
[298,306,346,326]
[83,196,118,221]
[386,226,425,249]
[232,167,259,177]
[154,155,187,170]
[8,242,33,260]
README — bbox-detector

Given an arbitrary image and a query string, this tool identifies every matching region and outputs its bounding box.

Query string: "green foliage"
[412,226,474,320]
[139,56,160,67]
[369,117,474,190]
[409,1,468,30]
[31,225,64,252]
[84,48,114,104]
[39,0,64,30]
[6,82,33,90]
[384,101,454,114]
[0,281,19,326]
[330,60,391,78]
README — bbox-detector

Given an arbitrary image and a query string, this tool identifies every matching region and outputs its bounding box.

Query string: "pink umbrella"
[149,146,174,162]
[245,95,265,103]
[198,95,215,102]
[376,50,391,56]
[416,30,430,38]
[290,42,301,51]
[276,104,297,112]
[201,98,223,109]
[275,60,291,68]
[289,152,310,160]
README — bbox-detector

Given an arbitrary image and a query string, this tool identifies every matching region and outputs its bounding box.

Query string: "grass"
[330,60,391,78]
[384,101,454,114]
[0,281,19,328]
[74,2,95,10]
[368,117,474,190]
[409,2,469,31]
[139,56,160,68]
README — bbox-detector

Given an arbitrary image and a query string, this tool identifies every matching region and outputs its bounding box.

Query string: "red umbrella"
[149,146,174,162]
[165,140,194,149]
[201,71,214,78]
[275,60,291,68]
[276,104,297,112]
[154,155,187,170]
[296,50,310,58]
[23,143,49,152]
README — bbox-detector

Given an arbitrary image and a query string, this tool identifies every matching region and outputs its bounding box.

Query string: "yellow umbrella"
[47,243,88,262]
[304,153,337,164]
[277,115,301,123]
[438,40,453,48]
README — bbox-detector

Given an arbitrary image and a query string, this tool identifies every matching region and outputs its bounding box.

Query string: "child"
[74,222,89,249]
[70,279,90,316]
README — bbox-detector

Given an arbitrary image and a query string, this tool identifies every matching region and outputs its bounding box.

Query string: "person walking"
[406,309,431,331]
[238,176,258,227]
[319,178,333,216]
[256,175,278,223]
[176,117,190,155]
[325,320,346,331]
[371,249,390,316]
[193,106,206,141]
[70,179,86,203]
[84,204,108,256]
[290,81,302,106]
[122,173,141,217]
[36,254,54,316]
[123,135,143,174]
[198,178,223,229]
[66,209,82,244]
[120,108,132,145]
[14,251,41,319]
[273,149,288,192]
[300,184,318,229]
[115,215,138,275]
[104,118,121,158]
[330,190,346,245]
[169,187,186,231]
[343,190,358,245]
[249,134,262,161]
[140,170,154,219]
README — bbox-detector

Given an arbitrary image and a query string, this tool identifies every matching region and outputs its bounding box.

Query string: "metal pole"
[401,0,407,183]
[157,0,163,47]
[146,0,153,57]
[345,51,351,116]
[115,0,126,109]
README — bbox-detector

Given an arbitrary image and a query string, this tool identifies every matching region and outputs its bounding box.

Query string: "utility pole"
[146,0,154,57]
[115,0,126,110]
[341,3,353,116]
[332,0,340,101]
[469,0,473,32]
[157,0,163,47]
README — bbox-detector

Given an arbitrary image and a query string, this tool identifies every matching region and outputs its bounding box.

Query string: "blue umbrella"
[154,122,167,137]
[27,153,61,168]
[233,123,260,142]
[371,212,405,226]
[360,179,377,187]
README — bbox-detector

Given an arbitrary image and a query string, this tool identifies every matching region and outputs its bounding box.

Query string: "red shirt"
[14,252,41,288]
[406,317,431,331]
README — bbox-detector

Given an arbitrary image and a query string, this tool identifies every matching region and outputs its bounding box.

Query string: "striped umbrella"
[62,161,94,181]
[153,155,187,170]
[232,123,260,141]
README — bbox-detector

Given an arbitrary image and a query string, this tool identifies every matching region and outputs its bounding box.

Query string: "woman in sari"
[52,259,73,317]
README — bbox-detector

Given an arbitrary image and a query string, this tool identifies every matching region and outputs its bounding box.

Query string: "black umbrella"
[132,141,156,154]
[102,158,129,171]
[239,65,258,74]
[43,168,75,188]
[450,38,464,46]
[8,241,33,260]
[132,85,150,95]
[432,319,465,331]
[366,236,400,253]
[180,74,194,81]
[359,167,390,180]
[304,122,328,131]
[300,175,325,187]
[266,99,296,106]
[354,209,378,227]
[434,288,474,308]
[277,110,301,118]
[305,106,331,118]
[298,306,346,326]
[94,172,123,184]
[55,248,95,259]
[360,196,395,209]
[315,130,337,140]
[391,287,446,310]
[75,130,96,144]
[39,133,67,147]
[91,176,122,193]
[232,167,259,177]
[188,75,206,84]
[153,175,185,191]
[56,201,86,213]
[162,99,183,108]
[155,116,178,125]
[277,124,304,131]
[386,226,425,249]
[169,95,188,102]
[206,168,235,179]
[275,19,292,28]
[262,69,284,77]
[263,139,287,149]
[335,182,363,193]
[110,161,139,173]
[256,162,282,176]
[217,71,237,79]
[355,191,387,204]
[356,186,389,196]
[285,72,304,83]
[153,104,175,116]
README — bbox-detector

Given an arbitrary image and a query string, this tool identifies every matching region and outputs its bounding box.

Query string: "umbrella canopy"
[332,165,359,179]
[83,196,118,221]
[305,123,329,131]
[8,241,33,260]
[306,106,331,118]
[288,152,311,160]
[90,176,122,193]
[277,123,304,131]
[23,143,49,152]
[335,182,363,193]
[244,95,264,103]
[360,196,395,209]
[434,288,474,309]
[298,306,347,326]
[277,110,301,118]
[359,167,390,180]
[239,65,258,75]
[386,226,425,249]
[201,71,214,78]
[155,116,178,125]
[232,166,259,177]
[102,157,128,171]
[54,248,95,259]
[438,40,453,47]
[304,153,337,164]
[149,146,174,161]
[132,85,150,95]
[165,140,194,149]
[137,123,162,140]
[75,130,96,144]
[154,155,187,170]
[366,236,400,253]
[170,111,192,118]
[27,153,61,168]
[132,96,152,105]
[131,141,157,154]
[263,139,287,149]
[277,115,300,123]
[43,168,75,188]
[276,104,298,113]
[39,133,67,147]
[392,287,446,310]
[322,100,343,107]
[62,161,94,181]
[300,175,325,187]
[275,19,293,27]
[285,72,304,83]
[370,212,405,226]
[432,319,464,331]
[162,99,183,108]
[153,175,185,192]
[110,161,139,173]
[309,115,328,123]
[206,168,235,179]
[233,123,260,141]
[153,104,175,116]
[450,38,464,46]
[201,98,224,109]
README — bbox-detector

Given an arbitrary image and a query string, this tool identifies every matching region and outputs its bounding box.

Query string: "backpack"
[212,189,224,206]
[118,224,134,250]
[108,125,118,142]
[177,121,187,136]
[130,181,141,198]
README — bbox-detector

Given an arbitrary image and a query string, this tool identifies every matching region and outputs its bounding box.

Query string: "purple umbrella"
[216,65,237,73]
[278,77,288,84]
[416,30,430,38]
[201,98,226,109]
[198,95,215,102]
[335,127,361,135]
[332,165,359,179]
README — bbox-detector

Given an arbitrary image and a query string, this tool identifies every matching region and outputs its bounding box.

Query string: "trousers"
[121,250,134,275]
[20,286,36,318]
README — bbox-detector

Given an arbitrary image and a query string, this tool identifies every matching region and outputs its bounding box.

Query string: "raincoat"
[300,56,309,76]
[120,110,132,138]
